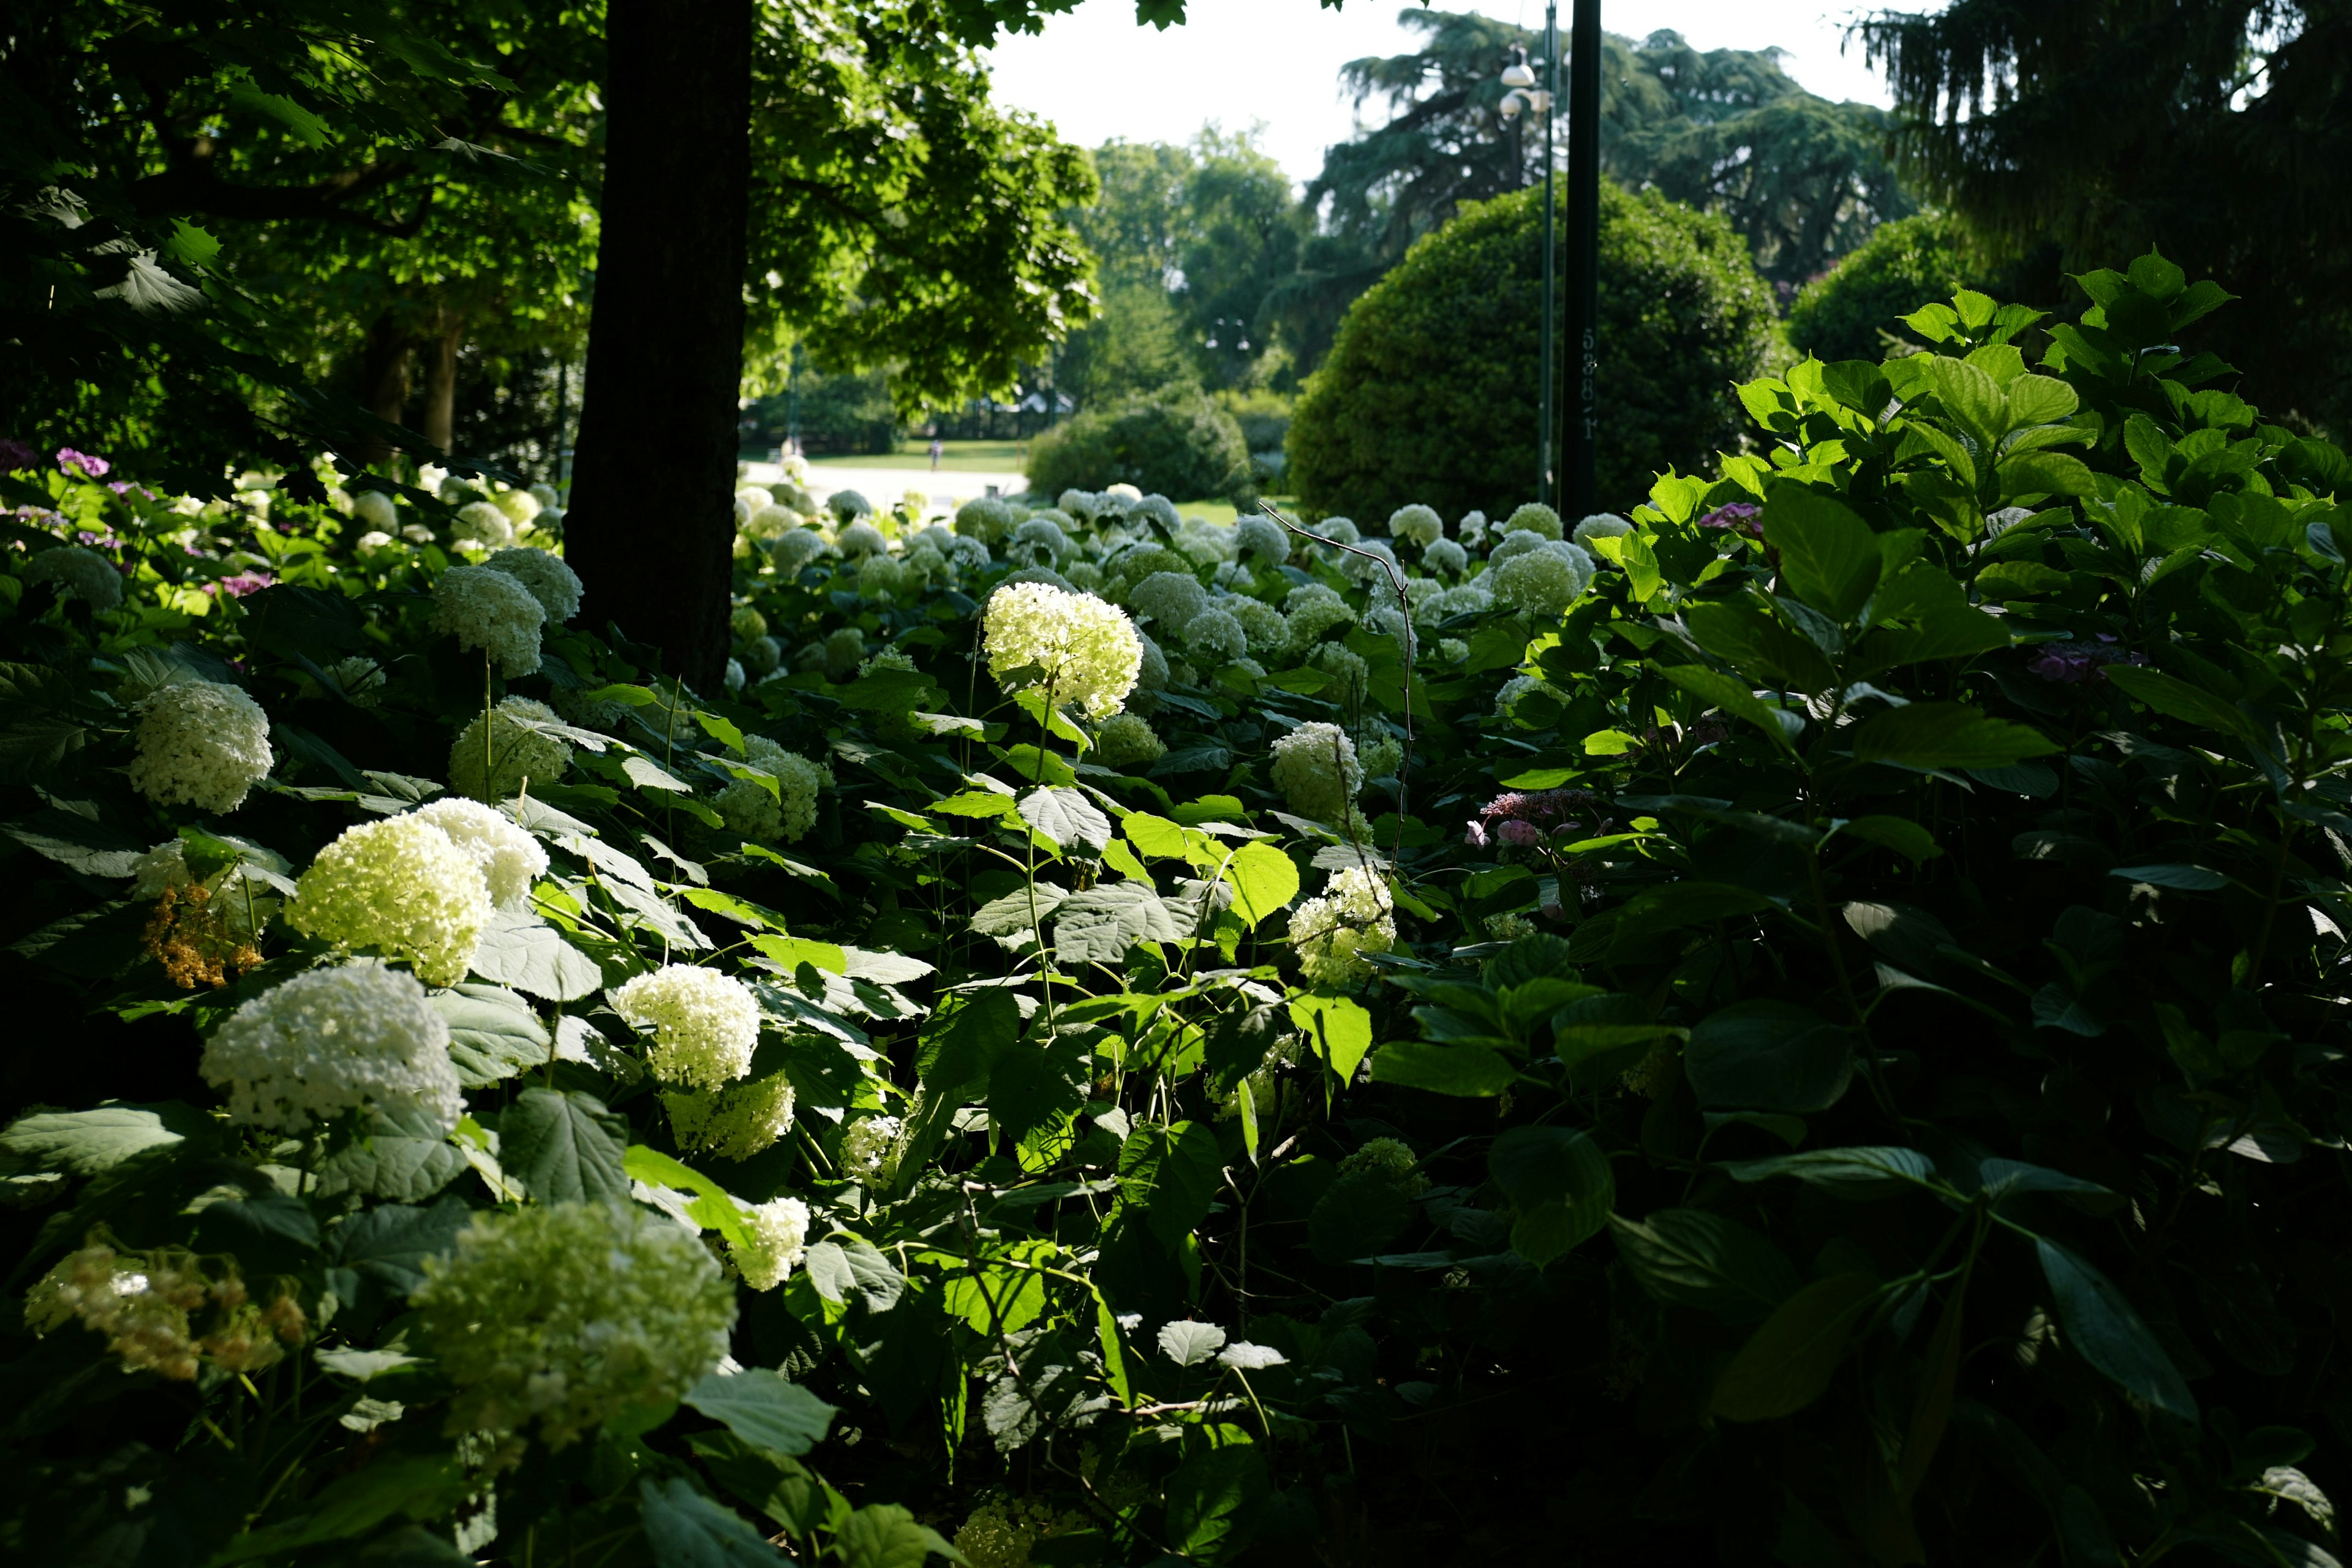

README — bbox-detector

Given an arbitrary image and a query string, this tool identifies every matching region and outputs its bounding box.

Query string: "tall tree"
[1859,0,2352,431]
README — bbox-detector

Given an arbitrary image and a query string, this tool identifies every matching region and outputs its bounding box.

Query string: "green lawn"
[798,440,1029,473]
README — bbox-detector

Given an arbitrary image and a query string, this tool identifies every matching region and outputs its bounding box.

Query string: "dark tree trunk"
[354,311,414,468]
[563,0,752,690]
[420,310,464,454]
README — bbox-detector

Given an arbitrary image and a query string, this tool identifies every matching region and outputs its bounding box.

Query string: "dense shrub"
[1286,179,1781,521]
[1023,382,1251,502]
[5,253,2351,1568]
[1786,209,1986,363]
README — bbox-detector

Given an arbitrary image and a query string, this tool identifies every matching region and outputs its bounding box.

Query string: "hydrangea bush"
[1,258,2347,1568]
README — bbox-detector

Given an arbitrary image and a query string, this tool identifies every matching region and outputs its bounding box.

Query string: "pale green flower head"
[127,679,274,813]
[609,963,761,1090]
[1269,720,1363,824]
[982,580,1142,719]
[450,696,572,802]
[433,564,545,676]
[200,959,464,1135]
[287,814,493,988]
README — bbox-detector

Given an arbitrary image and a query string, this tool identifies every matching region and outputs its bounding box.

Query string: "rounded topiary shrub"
[1786,211,1986,364]
[1024,386,1252,504]
[1286,180,1780,521]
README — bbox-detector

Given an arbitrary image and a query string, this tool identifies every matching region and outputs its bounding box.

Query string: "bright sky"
[985,1,1904,187]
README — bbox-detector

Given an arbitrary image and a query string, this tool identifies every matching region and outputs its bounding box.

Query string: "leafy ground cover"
[1,257,2346,1568]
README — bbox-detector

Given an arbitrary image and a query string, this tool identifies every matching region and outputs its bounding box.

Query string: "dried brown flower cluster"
[142,881,262,989]
[25,1237,306,1380]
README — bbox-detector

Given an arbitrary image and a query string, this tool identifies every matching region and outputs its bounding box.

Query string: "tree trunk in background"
[354,312,413,468]
[562,0,752,691]
[420,311,464,454]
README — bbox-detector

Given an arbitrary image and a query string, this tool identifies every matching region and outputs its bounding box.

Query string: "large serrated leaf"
[428,984,551,1087]
[467,911,603,1001]
[500,1088,630,1204]
[1017,786,1112,853]
[682,1369,838,1458]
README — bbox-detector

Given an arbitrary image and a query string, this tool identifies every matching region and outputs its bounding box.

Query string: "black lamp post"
[1564,0,1600,518]
[1498,20,1557,508]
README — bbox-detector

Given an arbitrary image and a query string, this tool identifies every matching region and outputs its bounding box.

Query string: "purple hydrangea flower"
[211,571,276,598]
[56,448,110,479]
[1697,502,1763,538]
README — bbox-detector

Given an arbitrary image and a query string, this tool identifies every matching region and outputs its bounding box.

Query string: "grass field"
[797,440,1028,473]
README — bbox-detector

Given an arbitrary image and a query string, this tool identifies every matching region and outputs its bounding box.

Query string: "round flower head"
[1358,733,1404,782]
[772,528,826,575]
[1307,642,1370,710]
[1488,542,1596,618]
[609,964,761,1090]
[1287,864,1398,986]
[1341,1136,1428,1194]
[415,1201,736,1447]
[352,491,399,532]
[1269,722,1363,824]
[493,488,542,528]
[1312,516,1360,546]
[839,1115,904,1189]
[858,553,912,601]
[433,564,545,677]
[1387,504,1444,549]
[827,489,873,524]
[1572,513,1633,549]
[1438,637,1469,663]
[354,530,396,552]
[981,581,1142,718]
[731,1195,812,1291]
[1126,570,1210,635]
[450,696,572,802]
[412,797,548,910]
[736,484,777,521]
[287,814,493,987]
[1134,632,1170,693]
[1236,514,1291,566]
[1204,595,1279,659]
[481,548,582,624]
[742,502,801,543]
[455,500,518,550]
[724,658,745,693]
[717,738,831,843]
[200,959,464,1134]
[741,635,782,678]
[1423,537,1470,577]
[1335,537,1400,587]
[1457,510,1490,549]
[1095,712,1166,769]
[1175,519,1238,567]
[663,1070,797,1160]
[530,483,560,509]
[1283,586,1357,654]
[824,626,865,679]
[1184,607,1248,666]
[127,679,274,813]
[1496,674,1572,724]
[1504,502,1564,541]
[326,655,387,707]
[1438,581,1496,617]
[834,521,887,563]
[23,545,123,611]
[956,496,1023,545]
[1008,516,1072,568]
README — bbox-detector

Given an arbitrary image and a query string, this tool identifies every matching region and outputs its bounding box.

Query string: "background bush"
[1785,210,1987,363]
[1023,383,1252,502]
[1284,179,1781,521]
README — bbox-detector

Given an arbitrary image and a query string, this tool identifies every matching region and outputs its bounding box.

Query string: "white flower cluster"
[663,1070,797,1160]
[1125,570,1210,634]
[450,696,573,802]
[200,959,465,1134]
[127,679,274,813]
[286,813,494,987]
[433,564,545,676]
[454,500,517,551]
[1287,864,1398,986]
[839,1115,904,1189]
[1283,584,1355,653]
[981,581,1142,718]
[1505,502,1564,540]
[1236,514,1291,565]
[411,797,547,908]
[717,734,831,843]
[772,528,826,575]
[352,491,399,532]
[23,545,123,611]
[731,1195,811,1291]
[1573,513,1633,549]
[1269,721,1363,824]
[1487,540,1596,617]
[481,548,582,624]
[1341,1136,1430,1194]
[414,1201,736,1447]
[609,964,762,1090]
[1094,712,1166,769]
[1387,504,1444,549]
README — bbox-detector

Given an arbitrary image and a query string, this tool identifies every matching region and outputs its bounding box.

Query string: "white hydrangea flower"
[839,1115,903,1189]
[771,529,826,575]
[1307,642,1370,709]
[455,501,518,550]
[1387,504,1444,548]
[1126,570,1211,635]
[200,959,464,1134]
[1175,519,1238,566]
[981,581,1142,719]
[412,797,548,910]
[1095,712,1166,769]
[530,483,560,509]
[835,519,888,559]
[663,1070,797,1160]
[1008,516,1072,568]
[741,635,782,677]
[1357,733,1404,781]
[1505,502,1564,540]
[1282,584,1357,654]
[1423,537,1469,576]
[1220,595,1288,658]
[858,552,911,600]
[1340,1136,1429,1194]
[609,965,761,1090]
[718,736,831,843]
[127,679,274,813]
[828,489,874,523]
[23,545,123,611]
[352,492,399,532]
[1311,516,1360,546]
[824,626,865,678]
[354,530,396,551]
[433,564,545,677]
[415,1202,736,1447]
[1104,483,1145,510]
[493,488,543,527]
[731,1195,812,1291]
[1496,674,1572,722]
[1235,514,1291,565]
[1287,865,1398,986]
[737,483,777,518]
[1572,513,1634,549]
[287,815,493,987]
[1436,581,1496,617]
[1269,721,1363,824]
[1439,636,1470,663]
[450,696,571,802]
[1488,542,1596,617]
[481,548,582,624]
[1184,607,1248,665]
[742,502,801,543]
[1336,537,1400,586]
[956,496,1024,545]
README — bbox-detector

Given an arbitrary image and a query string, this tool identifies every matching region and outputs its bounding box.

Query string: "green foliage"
[1286,179,1781,518]
[1023,384,1251,503]
[1787,211,1988,363]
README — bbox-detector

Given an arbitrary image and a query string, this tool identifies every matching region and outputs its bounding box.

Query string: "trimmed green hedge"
[1023,385,1252,503]
[1786,211,1986,364]
[1285,179,1781,521]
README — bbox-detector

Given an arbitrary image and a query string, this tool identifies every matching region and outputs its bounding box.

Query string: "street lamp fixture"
[1503,21,1561,507]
